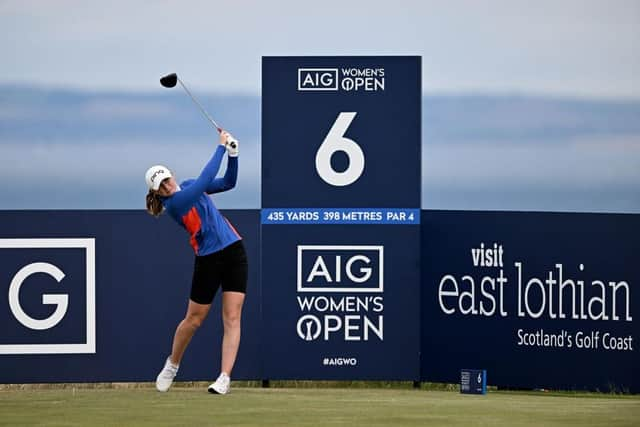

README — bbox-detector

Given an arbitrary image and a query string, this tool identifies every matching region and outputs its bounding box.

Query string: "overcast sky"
[1,0,639,98]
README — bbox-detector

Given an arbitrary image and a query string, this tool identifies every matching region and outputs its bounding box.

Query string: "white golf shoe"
[156,357,179,392]
[208,373,230,395]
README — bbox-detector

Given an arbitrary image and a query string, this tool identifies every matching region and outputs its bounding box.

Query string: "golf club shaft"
[176,77,222,133]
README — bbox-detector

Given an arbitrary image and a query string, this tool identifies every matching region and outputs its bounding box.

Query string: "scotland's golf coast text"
[516,328,633,351]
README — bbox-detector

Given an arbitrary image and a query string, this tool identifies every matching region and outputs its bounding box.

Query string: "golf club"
[160,72,222,133]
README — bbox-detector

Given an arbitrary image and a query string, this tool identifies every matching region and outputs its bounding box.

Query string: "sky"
[1,0,639,213]
[1,0,639,98]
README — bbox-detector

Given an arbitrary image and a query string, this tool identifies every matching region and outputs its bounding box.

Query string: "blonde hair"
[146,189,164,217]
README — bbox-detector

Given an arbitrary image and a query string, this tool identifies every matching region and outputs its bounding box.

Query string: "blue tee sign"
[261,56,421,379]
[460,369,487,394]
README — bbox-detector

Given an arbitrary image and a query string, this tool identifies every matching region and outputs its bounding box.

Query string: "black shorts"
[190,240,248,304]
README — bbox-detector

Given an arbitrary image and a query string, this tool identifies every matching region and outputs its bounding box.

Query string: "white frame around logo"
[297,68,339,91]
[297,245,383,293]
[0,238,96,354]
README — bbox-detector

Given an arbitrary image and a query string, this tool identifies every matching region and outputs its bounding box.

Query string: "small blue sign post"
[261,56,421,379]
[460,369,487,394]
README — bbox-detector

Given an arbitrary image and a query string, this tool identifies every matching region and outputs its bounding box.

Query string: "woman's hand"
[219,130,230,146]
[219,130,239,157]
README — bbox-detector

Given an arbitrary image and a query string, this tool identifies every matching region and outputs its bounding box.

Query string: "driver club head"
[160,73,178,88]
[159,72,223,133]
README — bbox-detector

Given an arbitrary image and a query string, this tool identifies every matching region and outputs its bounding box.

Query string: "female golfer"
[145,130,246,395]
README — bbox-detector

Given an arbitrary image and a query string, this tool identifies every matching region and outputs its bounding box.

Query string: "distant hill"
[0,85,259,143]
[1,85,639,212]
[2,85,639,144]
[423,94,640,143]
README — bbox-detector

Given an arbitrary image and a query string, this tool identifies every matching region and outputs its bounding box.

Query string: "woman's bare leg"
[170,300,211,365]
[220,291,245,375]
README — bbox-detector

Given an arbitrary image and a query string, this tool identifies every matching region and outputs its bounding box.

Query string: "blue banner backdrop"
[0,210,261,383]
[421,210,639,392]
[0,209,637,391]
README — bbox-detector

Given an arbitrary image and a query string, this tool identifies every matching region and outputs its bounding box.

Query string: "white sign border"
[297,68,339,91]
[0,238,96,354]
[297,245,383,292]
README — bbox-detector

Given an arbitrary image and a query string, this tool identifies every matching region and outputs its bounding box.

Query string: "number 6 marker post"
[261,57,421,380]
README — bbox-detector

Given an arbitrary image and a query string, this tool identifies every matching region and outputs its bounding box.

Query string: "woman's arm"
[168,145,226,211]
[206,130,239,194]
[206,156,237,194]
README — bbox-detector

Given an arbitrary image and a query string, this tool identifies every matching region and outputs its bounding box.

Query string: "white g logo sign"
[315,112,365,186]
[8,262,69,330]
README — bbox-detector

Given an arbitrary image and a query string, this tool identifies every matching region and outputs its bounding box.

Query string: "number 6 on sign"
[315,112,364,186]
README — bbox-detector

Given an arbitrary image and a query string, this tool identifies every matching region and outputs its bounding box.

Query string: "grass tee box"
[1,386,639,427]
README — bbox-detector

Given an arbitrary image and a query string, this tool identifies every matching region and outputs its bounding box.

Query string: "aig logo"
[0,238,95,354]
[297,245,383,292]
[298,68,339,91]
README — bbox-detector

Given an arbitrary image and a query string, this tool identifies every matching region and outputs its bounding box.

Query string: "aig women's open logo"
[0,238,96,354]
[296,245,384,342]
[298,68,385,92]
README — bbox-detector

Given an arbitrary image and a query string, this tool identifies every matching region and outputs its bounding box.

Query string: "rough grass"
[1,383,639,426]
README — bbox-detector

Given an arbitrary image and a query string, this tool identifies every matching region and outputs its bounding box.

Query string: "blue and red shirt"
[160,145,240,256]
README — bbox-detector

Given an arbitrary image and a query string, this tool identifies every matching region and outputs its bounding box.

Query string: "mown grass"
[1,382,638,426]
